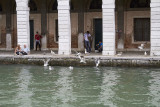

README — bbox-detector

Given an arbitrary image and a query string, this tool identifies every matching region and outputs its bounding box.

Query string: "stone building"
[0,0,160,55]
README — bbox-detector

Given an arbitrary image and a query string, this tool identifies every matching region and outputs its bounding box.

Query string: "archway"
[0,4,2,12]
[29,0,37,12]
[89,0,102,9]
[130,0,150,8]
[88,0,102,51]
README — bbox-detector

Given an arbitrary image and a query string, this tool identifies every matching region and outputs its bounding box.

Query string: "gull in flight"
[80,56,86,64]
[49,66,54,70]
[95,58,100,67]
[43,59,50,67]
[51,50,56,55]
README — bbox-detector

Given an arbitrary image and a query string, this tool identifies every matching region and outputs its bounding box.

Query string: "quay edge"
[0,55,160,67]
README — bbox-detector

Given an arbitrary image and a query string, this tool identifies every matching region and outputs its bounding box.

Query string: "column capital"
[16,0,29,7]
[102,0,115,9]
[58,0,70,10]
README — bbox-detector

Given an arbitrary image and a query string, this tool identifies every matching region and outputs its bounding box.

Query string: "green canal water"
[0,65,160,107]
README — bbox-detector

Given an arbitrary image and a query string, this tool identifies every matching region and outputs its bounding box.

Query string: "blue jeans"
[85,40,91,53]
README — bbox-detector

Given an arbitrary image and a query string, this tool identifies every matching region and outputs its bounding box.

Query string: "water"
[0,65,160,107]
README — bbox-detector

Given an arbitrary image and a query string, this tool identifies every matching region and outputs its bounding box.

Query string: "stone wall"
[0,14,6,49]
[12,14,17,48]
[124,11,150,49]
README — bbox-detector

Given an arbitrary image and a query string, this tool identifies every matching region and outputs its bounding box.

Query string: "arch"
[89,0,102,9]
[29,0,37,11]
[130,0,150,8]
[52,0,57,10]
[70,1,74,10]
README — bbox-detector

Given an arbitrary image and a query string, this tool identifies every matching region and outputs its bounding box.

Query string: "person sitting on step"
[15,44,22,55]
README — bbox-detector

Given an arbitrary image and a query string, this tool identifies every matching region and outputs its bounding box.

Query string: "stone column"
[6,0,12,50]
[117,0,124,49]
[78,0,85,51]
[16,0,30,49]
[150,0,160,56]
[58,0,71,55]
[41,0,47,50]
[102,0,116,55]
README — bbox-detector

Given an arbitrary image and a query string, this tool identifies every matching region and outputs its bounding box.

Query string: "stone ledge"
[1,55,160,67]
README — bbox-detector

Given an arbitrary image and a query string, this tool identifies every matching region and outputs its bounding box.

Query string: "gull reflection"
[99,70,118,107]
[15,68,33,107]
[52,68,76,106]
[148,71,160,106]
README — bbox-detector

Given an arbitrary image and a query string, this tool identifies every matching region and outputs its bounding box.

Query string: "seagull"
[73,50,81,58]
[69,66,73,70]
[138,44,144,50]
[51,50,55,55]
[95,58,100,67]
[80,56,86,64]
[85,49,88,54]
[144,51,147,56]
[49,66,54,70]
[117,52,123,56]
[43,59,50,67]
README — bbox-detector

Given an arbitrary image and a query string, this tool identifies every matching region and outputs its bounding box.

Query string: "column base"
[6,33,12,50]
[103,51,115,56]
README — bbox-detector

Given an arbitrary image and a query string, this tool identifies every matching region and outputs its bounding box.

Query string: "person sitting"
[21,44,30,55]
[96,41,103,52]
[15,44,22,55]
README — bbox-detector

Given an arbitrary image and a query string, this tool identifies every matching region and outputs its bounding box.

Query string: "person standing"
[84,31,92,53]
[35,32,42,51]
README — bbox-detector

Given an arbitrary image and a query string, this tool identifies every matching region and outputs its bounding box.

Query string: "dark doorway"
[94,19,102,49]
[30,20,34,49]
[55,19,59,42]
[134,18,150,42]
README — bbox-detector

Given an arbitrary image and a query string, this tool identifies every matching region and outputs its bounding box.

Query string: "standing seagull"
[138,44,144,50]
[95,58,100,67]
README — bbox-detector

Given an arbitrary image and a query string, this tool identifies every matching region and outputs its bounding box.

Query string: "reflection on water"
[149,71,160,106]
[15,68,33,107]
[99,70,119,107]
[0,65,160,107]
[53,68,76,107]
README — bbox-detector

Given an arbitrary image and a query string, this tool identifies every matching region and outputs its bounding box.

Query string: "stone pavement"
[0,50,151,57]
